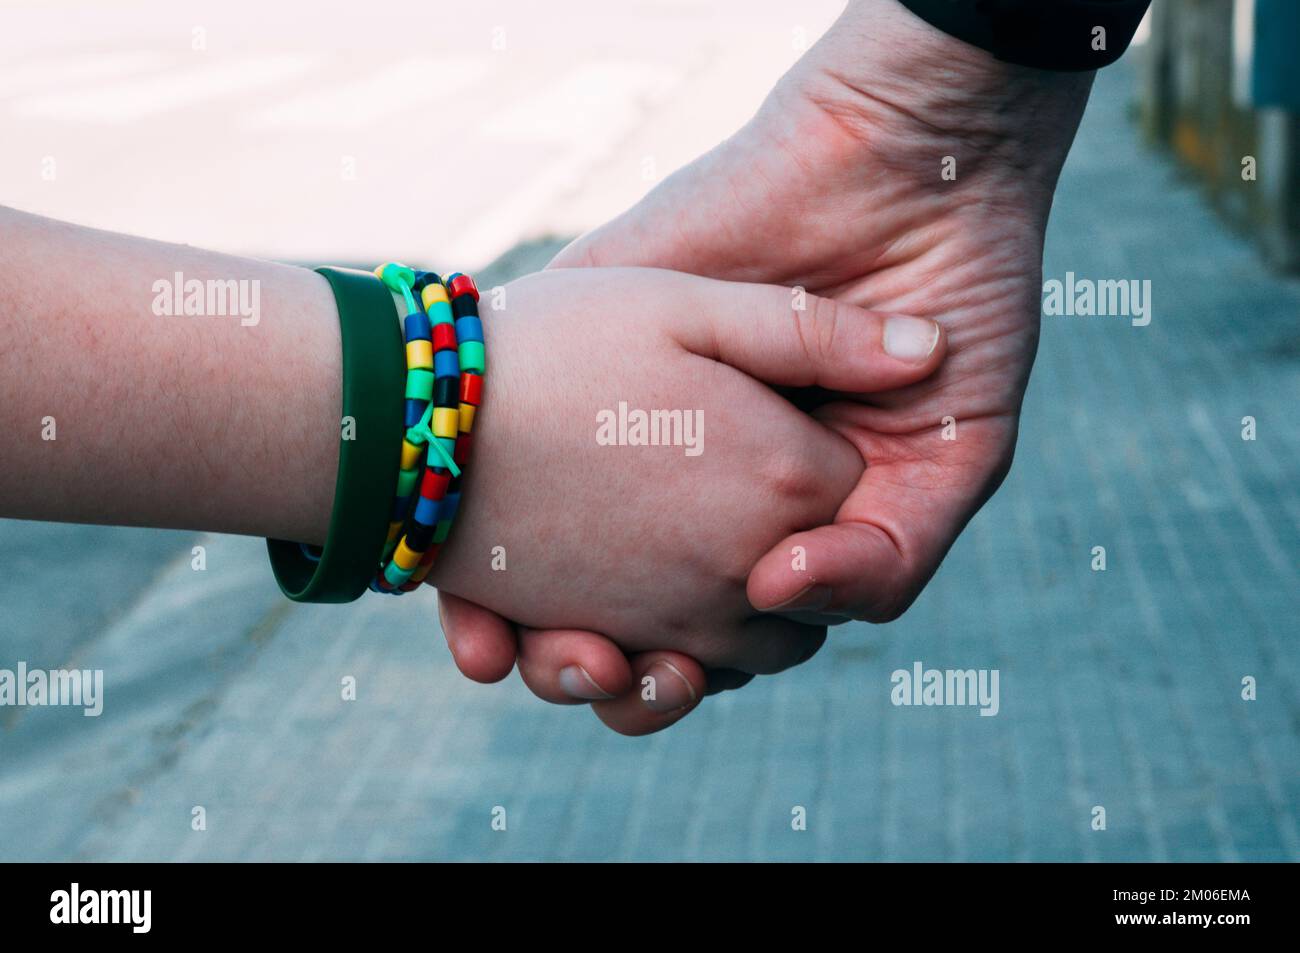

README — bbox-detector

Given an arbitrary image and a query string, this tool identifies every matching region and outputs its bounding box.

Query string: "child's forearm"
[0,206,340,544]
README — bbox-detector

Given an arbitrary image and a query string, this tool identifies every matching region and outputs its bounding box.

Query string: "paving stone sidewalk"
[0,64,1296,861]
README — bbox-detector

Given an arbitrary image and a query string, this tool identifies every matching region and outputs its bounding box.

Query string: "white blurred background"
[0,0,844,267]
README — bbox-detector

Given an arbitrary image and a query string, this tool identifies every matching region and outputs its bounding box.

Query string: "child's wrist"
[265,263,487,603]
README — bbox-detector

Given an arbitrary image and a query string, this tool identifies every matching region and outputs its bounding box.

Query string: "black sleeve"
[894,0,1153,71]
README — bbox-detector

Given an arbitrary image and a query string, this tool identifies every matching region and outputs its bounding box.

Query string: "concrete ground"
[0,6,1297,861]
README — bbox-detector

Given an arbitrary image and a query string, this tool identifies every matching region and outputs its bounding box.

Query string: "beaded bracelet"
[371,267,483,594]
[403,273,483,592]
[373,263,441,566]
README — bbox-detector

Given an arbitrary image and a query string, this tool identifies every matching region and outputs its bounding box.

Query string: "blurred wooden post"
[1137,1,1174,146]
[1251,0,1300,269]
[1134,0,1299,271]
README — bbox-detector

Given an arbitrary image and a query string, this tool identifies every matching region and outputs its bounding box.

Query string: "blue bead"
[434,349,459,379]
[455,315,483,343]
[404,311,432,342]
[441,492,461,522]
[405,399,426,428]
[414,495,439,526]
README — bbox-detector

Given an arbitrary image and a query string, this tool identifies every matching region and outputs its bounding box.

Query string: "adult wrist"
[778,0,1094,197]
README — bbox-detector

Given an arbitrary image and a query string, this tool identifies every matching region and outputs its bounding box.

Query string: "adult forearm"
[0,206,340,544]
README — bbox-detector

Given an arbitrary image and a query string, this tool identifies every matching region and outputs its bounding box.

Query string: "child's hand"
[428,267,944,724]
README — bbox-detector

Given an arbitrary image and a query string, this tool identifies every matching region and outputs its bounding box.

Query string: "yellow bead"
[458,402,476,433]
[406,339,434,370]
[386,520,404,543]
[432,406,459,439]
[399,439,422,470]
[421,284,449,309]
[393,538,422,571]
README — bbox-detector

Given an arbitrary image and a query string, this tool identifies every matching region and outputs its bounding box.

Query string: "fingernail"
[755,583,833,613]
[883,315,941,362]
[642,661,697,713]
[558,665,614,700]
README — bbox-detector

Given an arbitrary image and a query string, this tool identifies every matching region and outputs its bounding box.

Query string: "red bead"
[460,372,483,406]
[448,274,479,301]
[419,544,440,566]
[432,323,457,352]
[420,467,451,500]
[453,431,474,466]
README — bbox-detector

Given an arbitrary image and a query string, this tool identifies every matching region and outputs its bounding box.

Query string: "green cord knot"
[406,403,460,477]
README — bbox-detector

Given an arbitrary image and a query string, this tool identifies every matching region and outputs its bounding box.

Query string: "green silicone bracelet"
[265,266,405,603]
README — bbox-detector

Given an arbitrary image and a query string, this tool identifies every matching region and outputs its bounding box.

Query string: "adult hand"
[441,0,1094,731]
[432,266,946,733]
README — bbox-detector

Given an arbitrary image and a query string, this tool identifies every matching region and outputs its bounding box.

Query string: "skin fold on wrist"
[784,0,1096,192]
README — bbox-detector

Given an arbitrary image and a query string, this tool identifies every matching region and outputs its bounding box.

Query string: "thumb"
[671,279,945,393]
[746,409,1019,621]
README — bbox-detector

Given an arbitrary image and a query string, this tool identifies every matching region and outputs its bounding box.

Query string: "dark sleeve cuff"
[894,0,1153,72]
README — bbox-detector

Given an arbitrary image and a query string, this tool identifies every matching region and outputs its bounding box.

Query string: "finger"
[545,141,746,278]
[672,280,946,393]
[515,627,634,704]
[436,592,518,683]
[548,228,622,270]
[591,652,708,737]
[723,616,827,675]
[546,177,697,273]
[705,668,755,695]
[748,408,1018,621]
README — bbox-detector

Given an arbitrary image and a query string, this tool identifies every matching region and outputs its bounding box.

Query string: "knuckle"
[762,445,824,502]
[807,294,841,365]
[788,292,839,373]
[716,549,753,590]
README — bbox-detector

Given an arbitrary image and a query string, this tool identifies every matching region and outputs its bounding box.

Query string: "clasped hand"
[433,0,1091,734]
